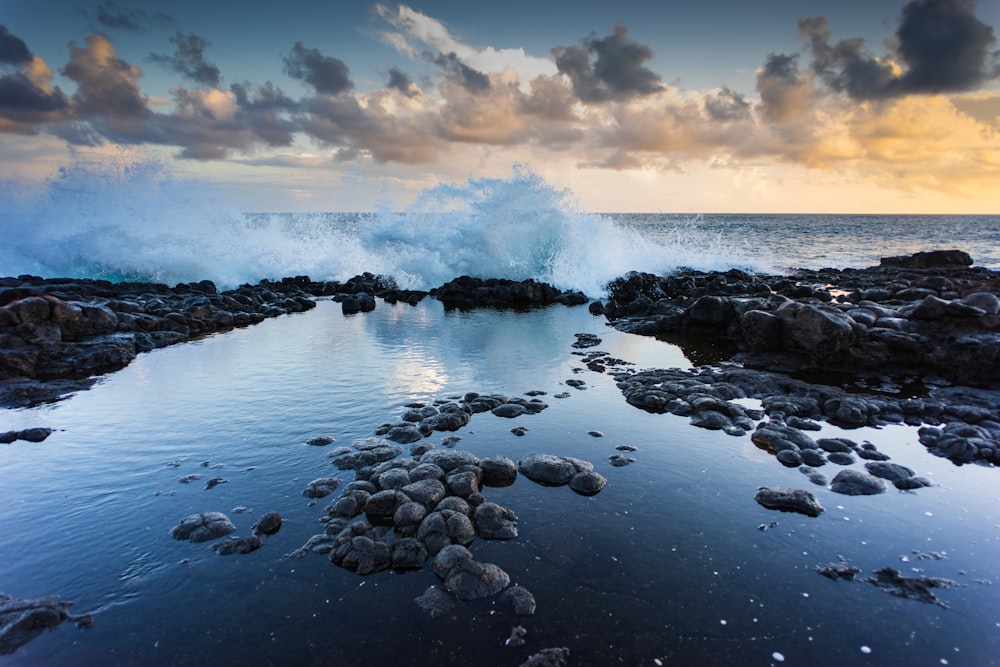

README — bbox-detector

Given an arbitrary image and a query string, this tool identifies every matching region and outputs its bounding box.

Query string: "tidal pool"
[1,300,998,666]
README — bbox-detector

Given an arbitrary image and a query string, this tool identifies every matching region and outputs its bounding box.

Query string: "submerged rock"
[501,584,537,615]
[212,535,263,555]
[252,511,282,536]
[0,592,91,656]
[414,586,455,618]
[519,647,570,667]
[302,477,342,498]
[170,512,236,543]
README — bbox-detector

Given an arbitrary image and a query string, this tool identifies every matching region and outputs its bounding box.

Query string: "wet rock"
[864,461,915,484]
[569,470,607,495]
[386,424,424,444]
[493,403,527,418]
[432,545,510,600]
[212,535,263,555]
[303,477,342,498]
[393,502,427,535]
[400,478,447,510]
[754,487,824,517]
[364,489,412,524]
[252,511,282,536]
[830,469,886,496]
[517,454,580,486]
[894,476,932,490]
[480,455,518,487]
[519,647,570,667]
[776,450,803,467]
[419,449,480,472]
[414,585,455,618]
[506,625,527,647]
[474,502,518,539]
[417,509,476,554]
[1,427,53,443]
[289,534,335,558]
[170,512,236,543]
[331,438,403,470]
[609,453,635,467]
[446,468,481,498]
[204,477,227,490]
[0,592,88,656]
[863,567,957,608]
[815,556,860,581]
[511,426,529,436]
[827,451,856,465]
[880,249,972,268]
[573,333,602,348]
[391,537,429,569]
[501,584,537,615]
[329,520,393,575]
[306,435,335,446]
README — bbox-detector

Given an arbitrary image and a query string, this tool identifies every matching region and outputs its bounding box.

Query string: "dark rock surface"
[0,592,92,656]
[830,470,887,496]
[170,512,236,543]
[430,276,587,311]
[252,511,283,536]
[754,487,824,517]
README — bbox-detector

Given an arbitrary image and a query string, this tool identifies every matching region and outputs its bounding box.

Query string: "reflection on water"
[1,300,998,666]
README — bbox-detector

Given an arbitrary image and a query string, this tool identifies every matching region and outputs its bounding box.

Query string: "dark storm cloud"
[147,32,222,88]
[704,86,752,121]
[0,73,71,130]
[0,25,32,65]
[95,0,175,32]
[801,0,998,100]
[896,0,999,93]
[282,42,353,96]
[552,23,663,103]
[755,53,812,122]
[386,66,419,97]
[427,52,489,93]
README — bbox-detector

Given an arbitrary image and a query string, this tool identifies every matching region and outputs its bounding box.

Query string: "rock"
[432,545,510,600]
[569,470,607,495]
[501,584,537,615]
[302,477,342,499]
[480,455,518,486]
[517,454,578,486]
[417,509,476,554]
[863,567,957,607]
[204,477,227,490]
[519,647,570,667]
[864,461,915,483]
[306,435,335,446]
[364,489,411,523]
[252,511,282,536]
[880,250,972,268]
[212,535,263,555]
[419,449,480,472]
[386,424,424,444]
[609,453,635,466]
[414,586,455,618]
[446,469,481,498]
[170,512,236,543]
[400,478,447,509]
[474,502,518,539]
[492,403,527,418]
[393,502,427,535]
[741,310,783,352]
[830,469,886,496]
[754,487,824,517]
[0,592,87,656]
[506,625,528,647]
[573,333,602,348]
[391,537,428,569]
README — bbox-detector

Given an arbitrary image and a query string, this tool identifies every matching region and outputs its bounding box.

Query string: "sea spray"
[2,158,766,293]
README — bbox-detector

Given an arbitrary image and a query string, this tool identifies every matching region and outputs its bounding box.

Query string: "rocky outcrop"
[598,253,1000,386]
[430,276,588,311]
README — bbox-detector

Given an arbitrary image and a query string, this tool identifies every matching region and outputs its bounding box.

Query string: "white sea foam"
[1,158,768,294]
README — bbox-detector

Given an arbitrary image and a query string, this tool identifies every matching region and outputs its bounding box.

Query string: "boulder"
[830,469,886,496]
[170,512,236,543]
[754,487,824,517]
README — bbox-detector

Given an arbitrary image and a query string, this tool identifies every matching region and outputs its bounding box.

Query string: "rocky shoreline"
[3,250,998,659]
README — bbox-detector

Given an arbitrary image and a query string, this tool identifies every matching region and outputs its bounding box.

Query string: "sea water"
[1,161,999,666]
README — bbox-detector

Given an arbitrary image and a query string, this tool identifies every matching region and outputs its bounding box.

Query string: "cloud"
[374,4,555,85]
[0,25,32,65]
[428,52,489,93]
[386,67,420,97]
[94,0,175,32]
[147,32,222,88]
[801,0,999,100]
[704,86,753,122]
[896,0,999,93]
[552,23,664,103]
[62,33,149,118]
[283,42,353,96]
[755,53,815,123]
[0,25,70,132]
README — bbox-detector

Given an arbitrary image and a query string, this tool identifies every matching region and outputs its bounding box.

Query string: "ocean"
[1,161,999,666]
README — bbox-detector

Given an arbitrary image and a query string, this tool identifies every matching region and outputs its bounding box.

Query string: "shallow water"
[1,300,999,666]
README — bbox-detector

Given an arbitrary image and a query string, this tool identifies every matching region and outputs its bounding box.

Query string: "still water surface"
[1,300,998,666]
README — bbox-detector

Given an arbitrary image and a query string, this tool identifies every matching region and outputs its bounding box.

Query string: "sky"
[1,0,999,213]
